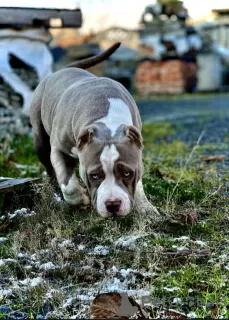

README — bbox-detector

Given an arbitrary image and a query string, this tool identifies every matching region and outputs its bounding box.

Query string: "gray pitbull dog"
[30,42,159,218]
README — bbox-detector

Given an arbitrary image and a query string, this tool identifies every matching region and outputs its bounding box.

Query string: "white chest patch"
[96,98,133,136]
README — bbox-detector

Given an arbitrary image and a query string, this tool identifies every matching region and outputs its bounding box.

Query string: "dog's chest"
[95,98,133,136]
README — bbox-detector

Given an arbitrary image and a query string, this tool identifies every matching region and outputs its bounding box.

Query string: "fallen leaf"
[180,210,198,226]
[0,223,11,231]
[90,292,127,319]
[90,292,148,319]
[208,304,219,318]
[77,274,97,283]
[195,282,209,291]
[202,155,225,162]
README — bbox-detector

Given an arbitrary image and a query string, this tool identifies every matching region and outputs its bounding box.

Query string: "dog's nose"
[105,200,121,215]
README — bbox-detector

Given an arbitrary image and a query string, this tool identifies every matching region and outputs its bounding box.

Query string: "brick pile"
[135,60,197,95]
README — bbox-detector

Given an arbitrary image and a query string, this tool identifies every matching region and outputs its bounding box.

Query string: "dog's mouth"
[103,209,129,218]
[99,210,130,218]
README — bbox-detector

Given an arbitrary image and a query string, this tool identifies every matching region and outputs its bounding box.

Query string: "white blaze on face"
[97,144,131,217]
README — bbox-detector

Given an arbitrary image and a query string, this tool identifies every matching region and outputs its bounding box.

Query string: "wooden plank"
[0,7,82,28]
[0,177,41,194]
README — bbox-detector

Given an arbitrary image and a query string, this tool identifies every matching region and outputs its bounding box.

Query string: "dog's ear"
[77,126,95,150]
[124,125,143,149]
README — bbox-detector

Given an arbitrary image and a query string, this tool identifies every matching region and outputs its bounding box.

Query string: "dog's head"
[76,124,143,217]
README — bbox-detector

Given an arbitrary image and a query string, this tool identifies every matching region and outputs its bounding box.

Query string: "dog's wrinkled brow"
[87,164,103,173]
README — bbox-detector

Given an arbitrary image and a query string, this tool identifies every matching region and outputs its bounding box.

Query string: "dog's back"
[30,42,122,136]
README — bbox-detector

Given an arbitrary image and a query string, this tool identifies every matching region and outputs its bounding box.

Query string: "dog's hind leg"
[134,180,160,217]
[30,79,56,183]
[33,126,56,183]
[50,147,89,206]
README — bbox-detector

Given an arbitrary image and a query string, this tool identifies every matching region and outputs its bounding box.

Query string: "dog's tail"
[65,42,121,69]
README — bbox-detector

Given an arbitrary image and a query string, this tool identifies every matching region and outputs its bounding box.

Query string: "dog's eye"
[123,171,132,178]
[91,174,100,180]
[90,173,104,181]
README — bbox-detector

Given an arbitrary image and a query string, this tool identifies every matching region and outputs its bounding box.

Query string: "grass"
[0,121,229,318]
[0,134,42,178]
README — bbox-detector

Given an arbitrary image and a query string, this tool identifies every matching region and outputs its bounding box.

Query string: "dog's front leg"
[134,180,160,217]
[50,147,89,206]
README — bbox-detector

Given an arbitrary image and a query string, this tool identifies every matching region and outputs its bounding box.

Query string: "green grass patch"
[0,134,42,178]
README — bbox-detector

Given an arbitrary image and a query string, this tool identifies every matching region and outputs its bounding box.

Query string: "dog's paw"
[61,183,89,206]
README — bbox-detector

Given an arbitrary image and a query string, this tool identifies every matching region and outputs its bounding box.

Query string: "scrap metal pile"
[0,7,82,138]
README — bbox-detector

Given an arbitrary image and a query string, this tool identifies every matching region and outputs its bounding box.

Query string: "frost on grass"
[0,258,17,266]
[17,252,29,259]
[114,233,148,250]
[95,266,151,296]
[39,262,57,270]
[172,245,189,251]
[0,289,12,297]
[63,297,74,308]
[187,311,197,318]
[44,289,60,301]
[164,286,181,292]
[19,277,44,287]
[92,245,109,256]
[58,239,72,249]
[194,240,207,247]
[0,237,8,244]
[8,208,36,220]
[53,193,63,203]
[172,297,182,305]
[173,236,190,241]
